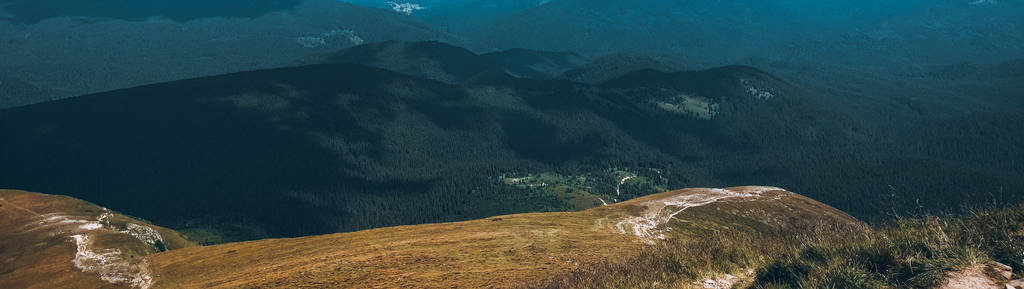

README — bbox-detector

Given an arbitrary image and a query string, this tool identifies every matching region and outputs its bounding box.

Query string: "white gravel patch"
[614,187,780,241]
[11,205,163,289]
[70,234,153,289]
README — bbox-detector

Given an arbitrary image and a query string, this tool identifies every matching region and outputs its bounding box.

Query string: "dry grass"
[0,190,193,289]
[545,188,869,289]
[145,187,860,288]
[3,187,898,288]
[149,207,644,288]
[551,204,1024,289]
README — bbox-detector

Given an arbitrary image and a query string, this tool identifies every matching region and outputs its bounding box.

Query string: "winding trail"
[614,187,784,241]
[616,175,636,197]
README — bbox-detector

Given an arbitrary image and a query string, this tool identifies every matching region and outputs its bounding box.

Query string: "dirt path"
[613,187,782,241]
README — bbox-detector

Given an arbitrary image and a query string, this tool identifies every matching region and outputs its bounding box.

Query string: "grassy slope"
[147,186,862,288]
[0,190,193,289]
[558,206,1024,289]
[4,188,1019,288]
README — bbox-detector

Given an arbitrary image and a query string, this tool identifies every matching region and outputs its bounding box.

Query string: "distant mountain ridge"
[561,52,690,84]
[0,0,453,109]
[470,0,1024,69]
[306,40,703,86]
[0,76,61,108]
[0,0,305,23]
[302,40,587,83]
[339,0,549,29]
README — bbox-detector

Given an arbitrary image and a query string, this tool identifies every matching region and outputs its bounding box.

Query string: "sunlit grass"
[549,206,1024,289]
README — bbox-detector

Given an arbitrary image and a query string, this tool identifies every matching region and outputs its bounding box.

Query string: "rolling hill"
[0,190,193,289]
[5,188,1022,288]
[147,186,862,288]
[0,187,865,288]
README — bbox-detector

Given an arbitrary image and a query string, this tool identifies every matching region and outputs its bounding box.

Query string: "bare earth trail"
[614,186,779,241]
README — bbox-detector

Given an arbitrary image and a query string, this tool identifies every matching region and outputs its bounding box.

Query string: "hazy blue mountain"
[0,0,452,108]
[471,0,1023,69]
[301,40,586,83]
[339,0,548,31]
[0,0,304,23]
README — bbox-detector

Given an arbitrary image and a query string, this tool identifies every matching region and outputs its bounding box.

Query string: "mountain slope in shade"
[0,63,838,242]
[305,40,586,83]
[0,76,61,108]
[0,0,452,109]
[561,52,690,84]
[1,61,1020,244]
[0,190,193,289]
[478,48,587,80]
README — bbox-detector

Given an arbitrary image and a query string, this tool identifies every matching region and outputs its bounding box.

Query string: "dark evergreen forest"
[1,55,1020,243]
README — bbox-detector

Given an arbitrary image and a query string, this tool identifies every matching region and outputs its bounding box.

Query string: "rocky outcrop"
[941,262,1021,289]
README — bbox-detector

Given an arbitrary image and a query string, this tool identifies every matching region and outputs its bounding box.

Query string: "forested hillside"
[1,59,1020,243]
[303,40,587,83]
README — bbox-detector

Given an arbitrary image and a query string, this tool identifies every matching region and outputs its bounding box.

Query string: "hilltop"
[0,187,862,288]
[4,188,1022,288]
[147,186,861,288]
[0,190,193,289]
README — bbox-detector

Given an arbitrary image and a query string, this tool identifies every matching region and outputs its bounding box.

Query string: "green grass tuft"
[545,205,1024,289]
